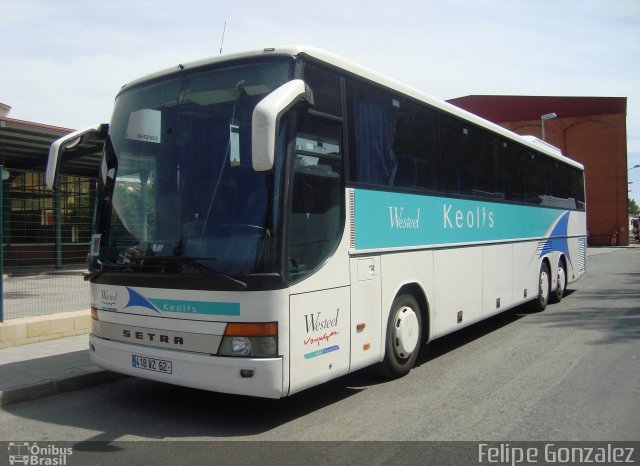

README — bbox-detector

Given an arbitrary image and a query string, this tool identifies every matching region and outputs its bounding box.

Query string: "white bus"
[47,46,586,398]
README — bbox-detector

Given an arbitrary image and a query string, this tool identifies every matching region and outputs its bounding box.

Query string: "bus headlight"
[231,337,251,356]
[218,323,278,358]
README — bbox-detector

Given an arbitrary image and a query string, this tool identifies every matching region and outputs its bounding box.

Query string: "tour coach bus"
[47,46,586,398]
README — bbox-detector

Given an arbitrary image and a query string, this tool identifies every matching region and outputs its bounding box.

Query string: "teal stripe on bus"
[353,189,571,250]
[148,298,240,316]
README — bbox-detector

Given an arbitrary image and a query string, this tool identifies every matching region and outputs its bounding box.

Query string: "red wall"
[500,114,628,246]
[448,96,629,246]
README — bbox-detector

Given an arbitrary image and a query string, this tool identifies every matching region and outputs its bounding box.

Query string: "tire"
[529,262,551,312]
[379,294,423,378]
[550,259,566,303]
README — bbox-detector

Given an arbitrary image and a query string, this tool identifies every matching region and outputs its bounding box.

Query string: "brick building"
[447,96,628,246]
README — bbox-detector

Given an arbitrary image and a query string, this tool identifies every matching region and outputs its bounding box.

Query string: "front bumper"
[89,334,284,398]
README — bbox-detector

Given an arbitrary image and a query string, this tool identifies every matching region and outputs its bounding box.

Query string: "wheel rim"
[393,305,420,359]
[557,265,566,294]
[540,269,550,305]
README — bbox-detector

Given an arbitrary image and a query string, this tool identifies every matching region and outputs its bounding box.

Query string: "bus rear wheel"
[529,262,551,312]
[379,294,422,378]
[550,259,566,303]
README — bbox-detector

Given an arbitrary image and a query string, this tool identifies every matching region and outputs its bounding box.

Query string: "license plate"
[132,354,172,374]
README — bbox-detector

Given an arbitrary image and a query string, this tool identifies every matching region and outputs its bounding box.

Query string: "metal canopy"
[0,116,102,177]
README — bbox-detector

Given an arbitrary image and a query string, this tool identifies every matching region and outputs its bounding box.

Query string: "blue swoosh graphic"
[545,210,572,267]
[125,287,161,313]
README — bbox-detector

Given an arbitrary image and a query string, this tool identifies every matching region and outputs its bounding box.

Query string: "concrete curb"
[0,310,91,348]
[0,369,128,408]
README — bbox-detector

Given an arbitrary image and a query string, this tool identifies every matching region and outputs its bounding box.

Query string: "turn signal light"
[224,322,277,336]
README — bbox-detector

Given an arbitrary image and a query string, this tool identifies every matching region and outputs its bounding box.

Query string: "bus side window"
[393,102,440,191]
[439,115,463,194]
[347,81,397,186]
[303,63,342,118]
[499,140,522,202]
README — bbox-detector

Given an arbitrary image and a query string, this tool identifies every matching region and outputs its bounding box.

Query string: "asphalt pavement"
[0,245,637,408]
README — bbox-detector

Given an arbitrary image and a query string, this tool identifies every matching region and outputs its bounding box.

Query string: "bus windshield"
[97,58,293,279]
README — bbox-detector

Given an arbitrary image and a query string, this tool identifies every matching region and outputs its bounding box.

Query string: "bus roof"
[119,46,584,170]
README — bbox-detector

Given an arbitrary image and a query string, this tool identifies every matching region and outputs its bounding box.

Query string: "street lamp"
[541,112,557,141]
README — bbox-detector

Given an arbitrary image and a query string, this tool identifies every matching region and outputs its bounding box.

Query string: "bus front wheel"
[379,294,422,378]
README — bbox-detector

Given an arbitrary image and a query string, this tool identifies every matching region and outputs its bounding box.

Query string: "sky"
[2,0,639,202]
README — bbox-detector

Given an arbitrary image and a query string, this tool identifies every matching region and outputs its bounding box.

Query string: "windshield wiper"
[90,256,248,290]
[84,261,152,281]
[204,271,248,290]
[148,257,247,290]
[135,255,215,263]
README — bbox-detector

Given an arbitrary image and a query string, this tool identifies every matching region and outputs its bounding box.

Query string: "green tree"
[630,198,640,215]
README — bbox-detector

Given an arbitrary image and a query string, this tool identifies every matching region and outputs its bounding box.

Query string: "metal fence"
[1,168,96,321]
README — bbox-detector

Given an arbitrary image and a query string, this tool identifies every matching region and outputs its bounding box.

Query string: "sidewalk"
[0,334,124,407]
[1,244,638,408]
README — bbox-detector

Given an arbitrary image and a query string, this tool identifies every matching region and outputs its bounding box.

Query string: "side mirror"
[252,79,313,172]
[46,123,109,189]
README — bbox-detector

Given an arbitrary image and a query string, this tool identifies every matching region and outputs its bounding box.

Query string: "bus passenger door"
[349,256,382,371]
